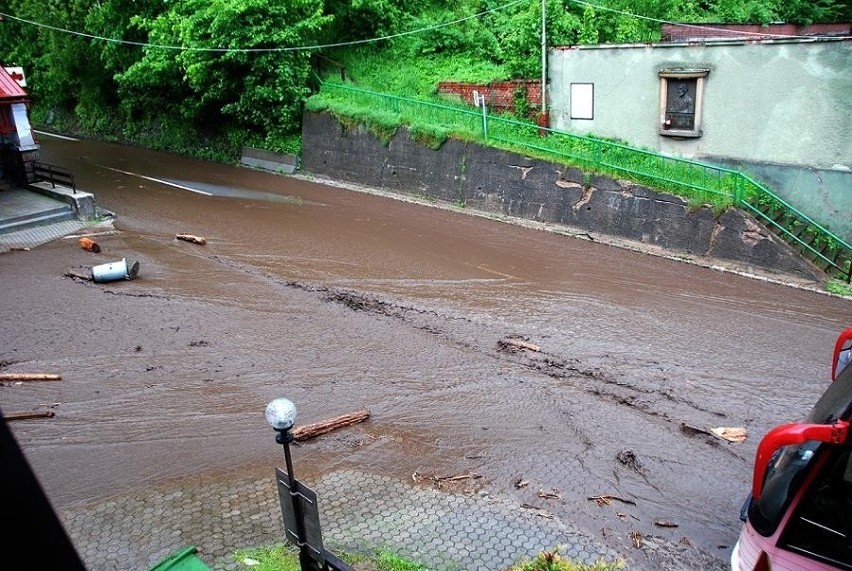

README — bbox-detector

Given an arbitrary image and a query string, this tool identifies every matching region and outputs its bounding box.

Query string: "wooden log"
[0,373,61,381]
[4,411,55,421]
[176,233,207,245]
[679,422,713,437]
[78,237,101,253]
[434,472,481,483]
[588,494,637,506]
[292,409,370,441]
[64,269,93,281]
[499,337,541,352]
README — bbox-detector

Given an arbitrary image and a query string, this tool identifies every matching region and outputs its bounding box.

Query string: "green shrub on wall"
[409,124,449,150]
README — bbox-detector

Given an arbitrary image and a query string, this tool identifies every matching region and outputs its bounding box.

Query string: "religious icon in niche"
[664,79,696,130]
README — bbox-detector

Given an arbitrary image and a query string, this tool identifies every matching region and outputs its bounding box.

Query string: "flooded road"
[2,135,851,569]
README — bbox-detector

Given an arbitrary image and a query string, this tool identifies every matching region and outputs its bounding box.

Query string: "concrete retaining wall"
[240,147,298,174]
[301,111,822,281]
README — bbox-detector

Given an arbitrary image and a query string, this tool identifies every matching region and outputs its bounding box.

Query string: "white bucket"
[92,258,139,283]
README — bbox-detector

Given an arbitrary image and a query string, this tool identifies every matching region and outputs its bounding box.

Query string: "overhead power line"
[1,0,848,52]
[566,0,851,40]
[0,0,528,53]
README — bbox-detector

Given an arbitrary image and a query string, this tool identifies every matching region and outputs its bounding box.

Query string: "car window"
[809,359,852,424]
[779,447,852,569]
[748,440,823,536]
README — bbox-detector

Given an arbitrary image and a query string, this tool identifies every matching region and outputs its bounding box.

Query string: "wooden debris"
[679,422,714,437]
[176,233,207,245]
[292,409,370,441]
[591,496,612,507]
[0,373,61,382]
[436,472,481,483]
[537,488,561,500]
[616,449,645,475]
[10,247,30,252]
[588,494,637,507]
[64,269,92,281]
[514,478,529,489]
[4,410,55,421]
[78,237,101,253]
[520,503,553,519]
[413,471,482,488]
[681,422,748,443]
[630,531,644,548]
[654,519,679,528]
[498,337,541,352]
[710,426,748,443]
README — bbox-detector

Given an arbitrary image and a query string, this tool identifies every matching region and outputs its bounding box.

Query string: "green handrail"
[317,82,851,282]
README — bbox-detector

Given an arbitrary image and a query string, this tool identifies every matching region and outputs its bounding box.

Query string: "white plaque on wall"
[570,83,594,120]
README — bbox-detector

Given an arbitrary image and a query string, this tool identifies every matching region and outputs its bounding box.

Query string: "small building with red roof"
[0,65,39,185]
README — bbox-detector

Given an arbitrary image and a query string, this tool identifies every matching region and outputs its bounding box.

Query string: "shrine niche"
[659,68,709,137]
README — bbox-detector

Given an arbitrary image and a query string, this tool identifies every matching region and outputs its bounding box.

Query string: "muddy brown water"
[2,135,851,569]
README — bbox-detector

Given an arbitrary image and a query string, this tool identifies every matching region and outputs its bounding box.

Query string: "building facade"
[548,35,851,240]
[0,66,39,185]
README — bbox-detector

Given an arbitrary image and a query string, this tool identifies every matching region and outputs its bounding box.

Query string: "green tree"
[489,0,580,76]
[117,0,331,146]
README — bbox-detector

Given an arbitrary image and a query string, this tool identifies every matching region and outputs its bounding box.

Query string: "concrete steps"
[0,204,76,235]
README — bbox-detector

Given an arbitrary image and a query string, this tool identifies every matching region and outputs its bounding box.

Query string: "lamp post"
[541,0,547,117]
[265,398,321,571]
[539,0,550,134]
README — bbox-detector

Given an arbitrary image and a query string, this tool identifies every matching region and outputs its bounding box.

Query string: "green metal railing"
[318,82,851,282]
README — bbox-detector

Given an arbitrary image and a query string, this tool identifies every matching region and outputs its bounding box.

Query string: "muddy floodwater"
[2,135,851,569]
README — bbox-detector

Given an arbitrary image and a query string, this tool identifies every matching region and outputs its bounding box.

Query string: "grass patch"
[508,548,624,571]
[306,80,852,275]
[325,46,508,97]
[373,550,428,571]
[826,279,852,297]
[232,545,621,571]
[232,545,428,571]
[233,545,301,571]
[308,82,737,210]
[409,123,449,150]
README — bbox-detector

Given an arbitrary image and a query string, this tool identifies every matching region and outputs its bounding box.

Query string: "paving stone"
[61,469,621,570]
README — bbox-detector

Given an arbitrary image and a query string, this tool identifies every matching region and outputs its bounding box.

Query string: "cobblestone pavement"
[61,470,621,571]
[0,217,94,252]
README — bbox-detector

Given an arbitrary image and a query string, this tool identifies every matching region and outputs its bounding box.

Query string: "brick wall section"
[661,23,851,42]
[437,80,542,115]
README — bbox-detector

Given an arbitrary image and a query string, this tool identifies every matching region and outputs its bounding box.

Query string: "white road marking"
[34,130,79,141]
[102,166,212,196]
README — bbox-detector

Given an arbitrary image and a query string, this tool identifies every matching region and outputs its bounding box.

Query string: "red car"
[732,327,852,570]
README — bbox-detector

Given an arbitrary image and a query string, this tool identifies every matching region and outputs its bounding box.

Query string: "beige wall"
[550,40,851,170]
[549,39,851,239]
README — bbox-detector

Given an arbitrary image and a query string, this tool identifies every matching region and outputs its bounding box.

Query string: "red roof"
[661,22,852,42]
[0,67,28,101]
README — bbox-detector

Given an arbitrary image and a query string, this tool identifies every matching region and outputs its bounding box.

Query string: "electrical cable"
[566,0,851,41]
[1,0,847,54]
[0,0,528,53]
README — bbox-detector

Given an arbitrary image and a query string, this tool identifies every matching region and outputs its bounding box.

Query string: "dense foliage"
[1,0,849,157]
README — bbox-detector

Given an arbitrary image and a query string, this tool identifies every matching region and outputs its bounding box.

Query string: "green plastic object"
[147,546,210,571]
